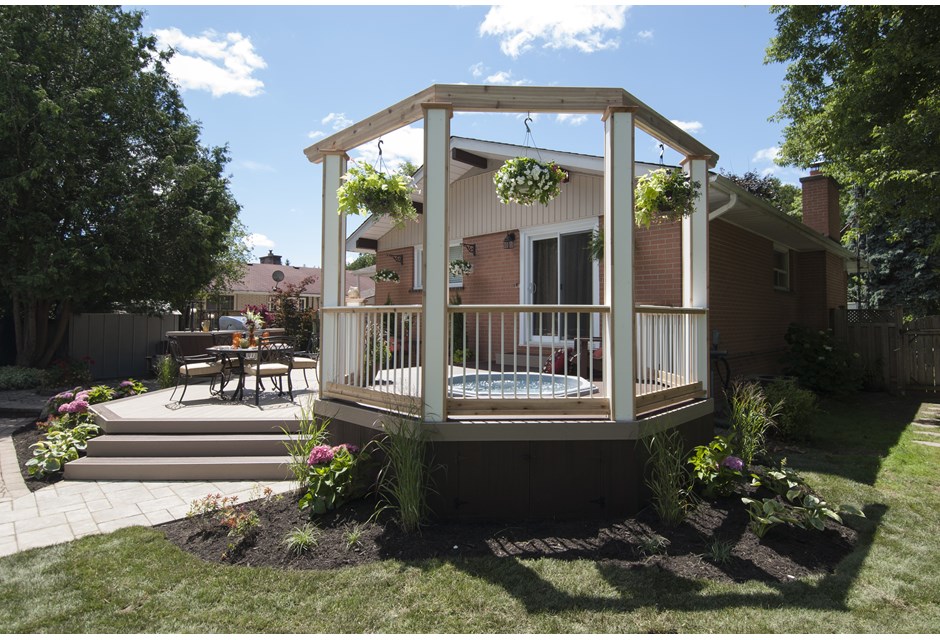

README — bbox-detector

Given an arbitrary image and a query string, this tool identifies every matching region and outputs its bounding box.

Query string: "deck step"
[93,414,304,435]
[86,434,297,458]
[64,456,293,481]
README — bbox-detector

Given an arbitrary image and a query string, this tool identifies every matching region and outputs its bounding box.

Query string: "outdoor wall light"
[391,253,404,265]
[462,243,477,256]
[503,232,516,249]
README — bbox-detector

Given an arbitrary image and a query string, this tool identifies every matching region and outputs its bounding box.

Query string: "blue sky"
[132,4,795,268]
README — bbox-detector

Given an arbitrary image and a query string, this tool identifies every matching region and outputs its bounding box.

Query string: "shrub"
[643,429,695,527]
[42,356,93,388]
[373,411,435,534]
[729,381,781,466]
[0,366,44,390]
[154,354,178,389]
[114,379,147,398]
[782,323,863,394]
[186,490,270,555]
[688,434,744,498]
[298,443,366,515]
[764,379,819,442]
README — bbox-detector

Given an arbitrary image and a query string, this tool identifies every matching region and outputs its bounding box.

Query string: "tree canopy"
[720,170,802,219]
[346,253,375,271]
[0,6,244,366]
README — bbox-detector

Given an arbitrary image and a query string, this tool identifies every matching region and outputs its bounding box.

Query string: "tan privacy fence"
[69,312,179,380]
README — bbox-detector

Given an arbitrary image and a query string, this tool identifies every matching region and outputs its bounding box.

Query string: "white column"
[319,152,348,399]
[603,107,636,422]
[421,103,452,422]
[682,156,709,393]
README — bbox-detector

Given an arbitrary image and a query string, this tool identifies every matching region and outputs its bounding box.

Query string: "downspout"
[708,191,738,221]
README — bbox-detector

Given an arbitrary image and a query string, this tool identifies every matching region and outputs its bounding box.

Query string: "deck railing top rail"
[635,305,707,315]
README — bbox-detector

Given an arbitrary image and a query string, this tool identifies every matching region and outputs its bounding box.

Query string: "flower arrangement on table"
[241,304,273,330]
[634,167,701,228]
[298,443,367,514]
[337,162,418,227]
[371,269,400,283]
[449,259,473,277]
[493,157,567,206]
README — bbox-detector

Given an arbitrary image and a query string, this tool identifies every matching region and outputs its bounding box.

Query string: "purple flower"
[307,445,335,466]
[120,381,133,388]
[721,455,744,471]
[58,403,71,414]
[332,443,359,456]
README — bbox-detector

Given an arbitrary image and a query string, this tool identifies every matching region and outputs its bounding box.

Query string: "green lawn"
[2,392,939,633]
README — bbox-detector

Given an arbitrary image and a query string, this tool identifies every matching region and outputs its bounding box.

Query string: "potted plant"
[634,168,701,228]
[493,157,567,206]
[337,162,418,227]
[371,269,400,283]
[449,259,473,277]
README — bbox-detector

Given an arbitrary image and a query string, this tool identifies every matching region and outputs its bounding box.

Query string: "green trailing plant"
[0,366,44,390]
[729,380,782,466]
[634,168,701,228]
[493,156,567,206]
[337,162,418,227]
[782,323,864,394]
[154,354,178,389]
[26,422,101,478]
[763,378,819,442]
[687,434,745,498]
[373,410,436,534]
[741,497,798,538]
[283,524,320,555]
[643,429,695,527]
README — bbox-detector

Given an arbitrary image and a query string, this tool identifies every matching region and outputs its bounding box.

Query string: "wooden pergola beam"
[303,84,718,167]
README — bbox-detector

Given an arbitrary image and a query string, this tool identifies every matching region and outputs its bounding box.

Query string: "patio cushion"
[245,363,289,377]
[179,361,223,376]
[292,356,317,369]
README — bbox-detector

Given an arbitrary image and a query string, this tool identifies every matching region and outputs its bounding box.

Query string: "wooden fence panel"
[833,308,902,392]
[906,316,940,393]
[69,313,179,380]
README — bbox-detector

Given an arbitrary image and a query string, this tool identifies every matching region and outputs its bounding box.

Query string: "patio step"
[64,455,293,481]
[86,434,296,458]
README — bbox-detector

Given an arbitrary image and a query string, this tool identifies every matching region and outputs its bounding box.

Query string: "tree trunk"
[12,295,73,368]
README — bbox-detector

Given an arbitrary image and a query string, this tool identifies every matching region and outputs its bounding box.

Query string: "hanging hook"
[658,143,665,165]
[377,139,384,158]
[524,115,533,135]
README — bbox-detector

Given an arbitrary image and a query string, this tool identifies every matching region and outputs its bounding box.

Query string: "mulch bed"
[10,421,62,492]
[156,486,858,584]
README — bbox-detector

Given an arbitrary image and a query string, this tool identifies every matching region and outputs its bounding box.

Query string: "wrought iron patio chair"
[243,336,295,406]
[291,335,320,389]
[168,336,224,403]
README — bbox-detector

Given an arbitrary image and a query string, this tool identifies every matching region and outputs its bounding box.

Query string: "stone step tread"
[93,434,295,442]
[913,440,940,448]
[63,456,293,481]
[69,455,292,465]
[913,431,940,437]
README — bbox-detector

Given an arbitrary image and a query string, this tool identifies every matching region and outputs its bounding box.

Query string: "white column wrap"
[319,153,347,398]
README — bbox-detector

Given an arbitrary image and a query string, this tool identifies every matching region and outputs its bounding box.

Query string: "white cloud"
[469,62,486,78]
[671,120,703,134]
[557,113,589,126]
[637,29,654,41]
[351,125,425,170]
[307,130,325,140]
[752,146,781,163]
[153,28,266,97]
[322,112,353,131]
[479,6,628,58]
[484,70,530,86]
[247,233,275,249]
[239,160,275,173]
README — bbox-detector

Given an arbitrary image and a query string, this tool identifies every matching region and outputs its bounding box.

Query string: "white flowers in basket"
[371,269,400,283]
[493,157,567,206]
[449,259,473,277]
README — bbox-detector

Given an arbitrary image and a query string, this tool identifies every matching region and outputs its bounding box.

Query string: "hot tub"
[447,371,597,399]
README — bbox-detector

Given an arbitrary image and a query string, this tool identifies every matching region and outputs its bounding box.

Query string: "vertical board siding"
[69,313,179,380]
[380,171,604,250]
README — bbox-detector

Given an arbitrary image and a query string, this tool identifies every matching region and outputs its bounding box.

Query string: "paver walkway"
[0,389,293,558]
[912,402,940,449]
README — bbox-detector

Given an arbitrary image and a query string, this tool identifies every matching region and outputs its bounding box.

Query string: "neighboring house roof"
[230,263,322,296]
[346,136,854,262]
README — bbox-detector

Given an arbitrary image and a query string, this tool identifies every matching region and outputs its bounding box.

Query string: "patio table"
[205,345,258,401]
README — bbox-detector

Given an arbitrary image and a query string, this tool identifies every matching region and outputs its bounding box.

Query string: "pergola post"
[603,107,637,422]
[319,151,348,398]
[421,103,452,422]
[682,156,710,394]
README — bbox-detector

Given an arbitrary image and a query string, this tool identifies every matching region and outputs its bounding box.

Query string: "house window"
[414,243,464,290]
[773,246,790,291]
[205,295,234,317]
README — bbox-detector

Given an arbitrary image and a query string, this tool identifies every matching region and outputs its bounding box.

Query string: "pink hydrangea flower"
[307,445,334,466]
[58,403,71,414]
[332,443,359,455]
[721,455,744,471]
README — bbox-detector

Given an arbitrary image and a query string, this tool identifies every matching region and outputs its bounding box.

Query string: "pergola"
[305,84,718,423]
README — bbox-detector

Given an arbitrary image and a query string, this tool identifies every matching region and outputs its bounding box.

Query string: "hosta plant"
[634,168,701,228]
[26,422,102,478]
[688,434,744,498]
[741,497,798,538]
[493,157,567,206]
[338,162,418,227]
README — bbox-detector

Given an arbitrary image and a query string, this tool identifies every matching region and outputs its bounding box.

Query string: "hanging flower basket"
[634,168,701,228]
[449,259,473,277]
[493,157,567,206]
[337,162,418,227]
[371,269,400,283]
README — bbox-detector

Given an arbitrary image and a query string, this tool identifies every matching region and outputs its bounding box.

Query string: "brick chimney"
[800,167,842,240]
[259,250,282,265]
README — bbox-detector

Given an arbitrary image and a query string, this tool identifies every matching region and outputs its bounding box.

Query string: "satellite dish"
[272,270,285,283]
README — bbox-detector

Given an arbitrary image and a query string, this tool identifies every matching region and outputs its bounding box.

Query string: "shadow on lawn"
[444,503,886,616]
[786,392,922,486]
